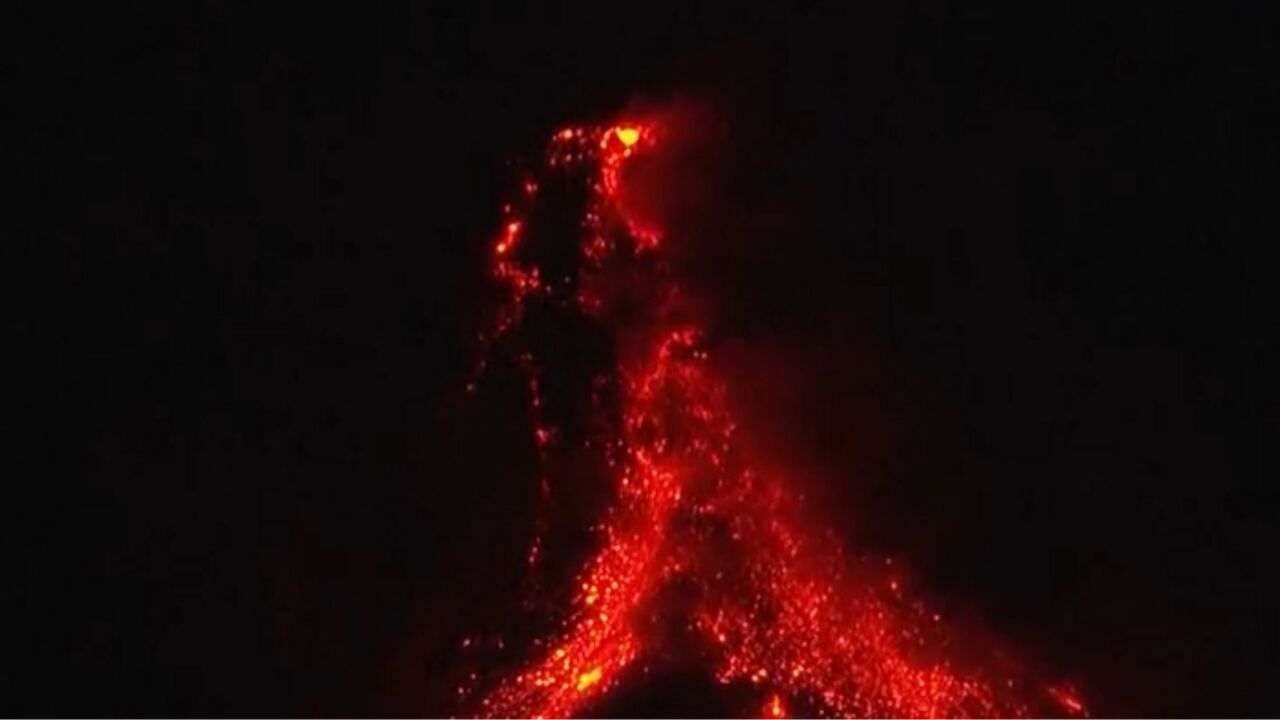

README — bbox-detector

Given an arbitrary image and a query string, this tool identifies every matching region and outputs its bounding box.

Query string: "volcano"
[444,117,1085,719]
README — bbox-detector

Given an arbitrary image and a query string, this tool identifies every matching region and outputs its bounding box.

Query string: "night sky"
[10,2,1276,716]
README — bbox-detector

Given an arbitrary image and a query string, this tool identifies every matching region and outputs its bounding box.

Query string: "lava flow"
[451,117,1084,718]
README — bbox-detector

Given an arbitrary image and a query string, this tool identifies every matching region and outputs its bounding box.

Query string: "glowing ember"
[454,118,1081,718]
[576,667,604,692]
[766,692,787,718]
[1047,684,1087,717]
[614,126,640,147]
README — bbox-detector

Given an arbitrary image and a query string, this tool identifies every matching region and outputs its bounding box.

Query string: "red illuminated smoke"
[454,119,1085,718]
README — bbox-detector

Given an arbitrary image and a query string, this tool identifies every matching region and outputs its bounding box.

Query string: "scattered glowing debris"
[495,221,521,255]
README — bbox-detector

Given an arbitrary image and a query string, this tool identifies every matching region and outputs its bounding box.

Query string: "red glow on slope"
[455,117,1080,718]
[1047,684,1087,716]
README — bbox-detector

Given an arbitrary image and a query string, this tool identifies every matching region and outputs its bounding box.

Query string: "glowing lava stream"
[457,120,1084,718]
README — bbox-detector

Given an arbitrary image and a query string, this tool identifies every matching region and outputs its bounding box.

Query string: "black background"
[9,1,1276,716]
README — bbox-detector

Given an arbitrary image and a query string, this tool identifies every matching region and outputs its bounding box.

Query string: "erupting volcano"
[448,115,1085,719]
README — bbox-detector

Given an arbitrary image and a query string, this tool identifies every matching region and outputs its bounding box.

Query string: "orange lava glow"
[455,118,1082,718]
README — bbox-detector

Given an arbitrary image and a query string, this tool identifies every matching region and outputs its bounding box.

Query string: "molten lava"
[453,117,1084,718]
